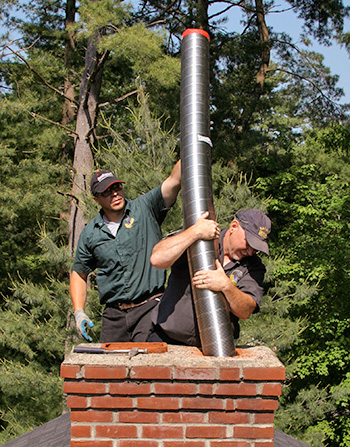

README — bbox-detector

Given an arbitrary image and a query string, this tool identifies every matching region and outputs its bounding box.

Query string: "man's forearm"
[70,270,88,311]
[151,211,220,269]
[192,260,257,320]
[221,279,257,320]
[161,160,181,208]
[150,226,199,269]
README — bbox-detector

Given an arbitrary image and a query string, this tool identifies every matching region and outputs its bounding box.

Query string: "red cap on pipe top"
[182,28,210,41]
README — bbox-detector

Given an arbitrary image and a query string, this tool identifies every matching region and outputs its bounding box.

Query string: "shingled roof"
[2,413,310,447]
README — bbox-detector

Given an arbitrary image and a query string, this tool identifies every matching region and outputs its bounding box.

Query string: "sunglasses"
[99,183,123,197]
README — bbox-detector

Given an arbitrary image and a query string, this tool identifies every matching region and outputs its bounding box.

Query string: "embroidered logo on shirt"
[229,269,243,286]
[124,217,135,229]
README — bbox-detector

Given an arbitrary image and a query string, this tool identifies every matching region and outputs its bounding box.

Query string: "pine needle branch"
[5,44,80,106]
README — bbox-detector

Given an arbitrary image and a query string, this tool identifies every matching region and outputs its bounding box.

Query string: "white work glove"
[74,309,94,342]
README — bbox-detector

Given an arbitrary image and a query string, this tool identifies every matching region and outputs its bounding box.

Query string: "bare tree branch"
[270,67,339,104]
[57,190,79,202]
[208,0,245,21]
[1,37,40,57]
[99,88,139,107]
[5,44,80,106]
[27,110,78,136]
[275,38,335,88]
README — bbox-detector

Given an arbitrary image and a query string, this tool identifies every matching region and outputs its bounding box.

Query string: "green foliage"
[94,85,182,234]
[0,267,69,442]
[1,0,350,444]
[99,22,181,129]
[75,0,131,38]
[288,0,350,43]
[247,123,350,446]
[0,146,68,295]
[0,358,64,443]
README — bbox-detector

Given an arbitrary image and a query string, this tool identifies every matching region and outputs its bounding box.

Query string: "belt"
[108,292,163,311]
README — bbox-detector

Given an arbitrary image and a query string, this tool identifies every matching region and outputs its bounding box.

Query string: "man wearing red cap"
[70,161,181,343]
[148,209,271,345]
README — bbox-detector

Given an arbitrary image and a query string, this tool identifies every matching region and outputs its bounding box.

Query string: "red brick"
[208,411,250,424]
[71,425,91,438]
[210,442,249,447]
[71,442,112,447]
[138,396,180,410]
[216,383,257,396]
[225,399,236,411]
[109,382,151,395]
[186,425,227,439]
[236,398,279,412]
[70,410,113,422]
[262,383,282,396]
[163,442,205,447]
[91,396,133,409]
[219,368,241,382]
[173,367,217,381]
[254,413,275,424]
[234,426,275,439]
[84,365,128,380]
[96,424,137,438]
[63,381,106,395]
[182,397,224,410]
[154,382,197,395]
[119,442,158,447]
[255,442,274,447]
[143,425,184,439]
[130,366,172,380]
[67,396,88,409]
[162,412,206,424]
[243,366,285,381]
[61,364,81,379]
[198,383,214,395]
[119,410,159,423]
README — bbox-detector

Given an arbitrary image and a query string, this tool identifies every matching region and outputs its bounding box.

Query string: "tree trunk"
[62,0,76,162]
[68,33,108,255]
[255,0,270,89]
[195,0,209,32]
[62,0,76,125]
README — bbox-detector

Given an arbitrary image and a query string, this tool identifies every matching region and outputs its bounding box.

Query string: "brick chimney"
[61,345,285,447]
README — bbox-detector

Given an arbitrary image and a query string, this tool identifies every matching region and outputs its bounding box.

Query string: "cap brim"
[100,180,124,193]
[245,231,269,256]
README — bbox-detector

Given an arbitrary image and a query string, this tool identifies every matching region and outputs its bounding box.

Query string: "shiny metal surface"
[180,29,236,357]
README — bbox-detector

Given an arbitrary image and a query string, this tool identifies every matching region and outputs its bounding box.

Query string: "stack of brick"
[61,345,285,447]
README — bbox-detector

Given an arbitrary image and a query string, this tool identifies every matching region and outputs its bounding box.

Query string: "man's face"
[94,183,126,213]
[225,220,256,261]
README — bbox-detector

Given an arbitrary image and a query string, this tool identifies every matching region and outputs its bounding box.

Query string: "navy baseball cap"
[90,170,124,196]
[236,209,271,255]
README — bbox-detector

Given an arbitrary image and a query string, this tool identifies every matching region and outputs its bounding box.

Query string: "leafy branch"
[5,44,80,106]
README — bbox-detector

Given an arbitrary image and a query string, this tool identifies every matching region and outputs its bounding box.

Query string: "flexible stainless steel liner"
[180,29,236,357]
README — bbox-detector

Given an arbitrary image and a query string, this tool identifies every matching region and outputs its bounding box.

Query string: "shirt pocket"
[93,237,119,270]
[118,219,145,257]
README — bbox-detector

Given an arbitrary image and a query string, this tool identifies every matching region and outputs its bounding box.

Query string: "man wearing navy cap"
[70,161,181,343]
[148,209,271,346]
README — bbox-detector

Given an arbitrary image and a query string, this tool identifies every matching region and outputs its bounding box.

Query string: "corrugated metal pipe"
[180,29,236,357]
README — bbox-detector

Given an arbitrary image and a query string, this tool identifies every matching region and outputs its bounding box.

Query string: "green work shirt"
[72,185,168,305]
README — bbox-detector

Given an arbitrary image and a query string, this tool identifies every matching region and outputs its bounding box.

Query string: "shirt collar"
[94,199,130,228]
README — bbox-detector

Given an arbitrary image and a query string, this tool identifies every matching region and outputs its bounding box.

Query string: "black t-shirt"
[151,228,266,345]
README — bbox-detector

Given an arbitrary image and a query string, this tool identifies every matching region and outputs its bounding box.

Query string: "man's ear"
[93,196,100,205]
[230,219,239,232]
